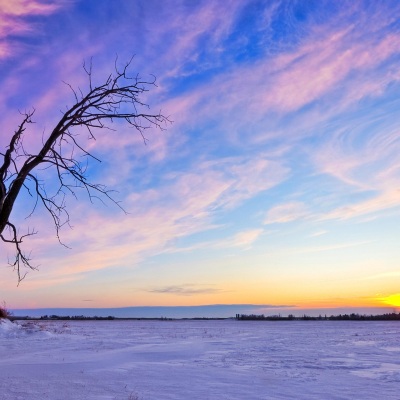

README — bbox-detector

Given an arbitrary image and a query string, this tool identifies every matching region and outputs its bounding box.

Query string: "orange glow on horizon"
[291,296,387,310]
[378,293,400,308]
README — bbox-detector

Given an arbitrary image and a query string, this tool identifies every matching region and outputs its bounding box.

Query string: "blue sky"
[1,0,400,312]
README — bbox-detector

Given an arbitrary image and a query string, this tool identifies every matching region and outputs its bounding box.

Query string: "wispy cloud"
[0,0,61,16]
[147,284,223,296]
[169,228,265,254]
[228,229,264,249]
[294,241,373,255]
[363,271,400,281]
[313,124,400,221]
[154,1,244,80]
[142,3,400,184]
[264,201,309,224]
[169,19,400,126]
[309,230,328,238]
[0,0,66,59]
[319,191,400,221]
[11,152,287,282]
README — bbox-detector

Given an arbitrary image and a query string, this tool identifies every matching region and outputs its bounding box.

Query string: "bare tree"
[0,58,169,283]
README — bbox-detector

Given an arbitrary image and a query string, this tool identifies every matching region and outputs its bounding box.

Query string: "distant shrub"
[0,304,10,319]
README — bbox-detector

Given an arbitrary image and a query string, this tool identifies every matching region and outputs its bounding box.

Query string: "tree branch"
[0,57,170,282]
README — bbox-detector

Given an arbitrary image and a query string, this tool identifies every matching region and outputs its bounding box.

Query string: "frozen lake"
[1,319,399,399]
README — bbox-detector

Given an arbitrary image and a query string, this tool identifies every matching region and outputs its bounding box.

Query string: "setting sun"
[379,294,400,308]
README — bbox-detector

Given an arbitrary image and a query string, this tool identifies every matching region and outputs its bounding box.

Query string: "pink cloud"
[230,229,264,248]
[311,112,400,221]
[8,154,288,282]
[165,228,265,255]
[319,190,400,222]
[143,1,244,80]
[149,22,400,159]
[264,201,309,224]
[0,0,66,59]
[236,29,400,114]
[294,240,372,255]
[0,0,61,16]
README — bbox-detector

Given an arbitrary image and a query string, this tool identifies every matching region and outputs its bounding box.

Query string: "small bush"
[0,304,10,319]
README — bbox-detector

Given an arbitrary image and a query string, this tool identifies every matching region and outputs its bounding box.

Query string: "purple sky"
[1,0,400,312]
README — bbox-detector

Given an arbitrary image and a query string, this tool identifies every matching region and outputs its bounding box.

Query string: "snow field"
[1,319,400,399]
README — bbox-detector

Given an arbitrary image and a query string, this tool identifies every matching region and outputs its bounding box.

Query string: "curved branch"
[0,222,38,284]
[0,57,170,282]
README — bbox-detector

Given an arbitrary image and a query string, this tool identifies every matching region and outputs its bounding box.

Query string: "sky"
[1,0,400,314]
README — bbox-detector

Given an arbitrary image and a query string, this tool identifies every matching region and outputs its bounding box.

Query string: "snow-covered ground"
[1,319,399,399]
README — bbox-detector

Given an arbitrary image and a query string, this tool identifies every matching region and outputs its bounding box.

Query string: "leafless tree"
[0,58,169,283]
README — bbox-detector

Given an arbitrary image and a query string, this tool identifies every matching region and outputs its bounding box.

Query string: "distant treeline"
[40,315,116,320]
[9,313,400,322]
[10,315,228,321]
[236,313,400,321]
